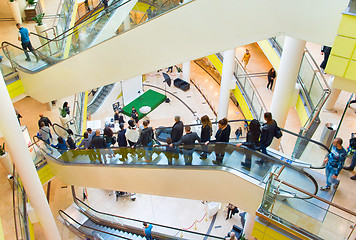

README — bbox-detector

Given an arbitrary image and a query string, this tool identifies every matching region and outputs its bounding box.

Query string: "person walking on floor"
[131,107,139,123]
[143,222,153,240]
[172,125,202,165]
[320,138,347,191]
[226,203,239,220]
[200,115,212,159]
[320,45,332,72]
[235,127,242,140]
[242,49,251,69]
[38,114,52,128]
[267,68,276,90]
[171,115,184,143]
[167,66,173,73]
[259,112,277,156]
[16,23,39,62]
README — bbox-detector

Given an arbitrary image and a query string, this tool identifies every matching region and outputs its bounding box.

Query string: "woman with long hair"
[237,119,261,168]
[200,115,212,159]
[260,112,277,156]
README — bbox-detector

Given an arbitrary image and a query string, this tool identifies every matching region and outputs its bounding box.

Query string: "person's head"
[95,129,100,136]
[333,138,343,148]
[104,127,113,137]
[238,127,242,130]
[143,120,149,127]
[40,122,45,128]
[249,119,261,133]
[184,125,191,133]
[246,49,249,54]
[201,115,212,128]
[128,120,135,128]
[63,102,68,108]
[84,132,89,139]
[132,107,135,110]
[143,222,148,228]
[218,118,228,128]
[16,23,21,29]
[119,123,124,130]
[39,114,44,118]
[67,129,73,135]
[166,137,172,145]
[87,128,92,133]
[174,115,180,122]
[57,136,64,144]
[264,112,273,124]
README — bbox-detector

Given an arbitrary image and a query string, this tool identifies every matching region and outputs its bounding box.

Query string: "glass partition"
[260,174,356,240]
[1,0,194,73]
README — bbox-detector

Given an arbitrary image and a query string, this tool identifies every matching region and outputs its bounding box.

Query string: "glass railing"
[12,167,31,240]
[76,0,102,23]
[1,0,193,74]
[233,56,267,121]
[0,46,17,78]
[73,197,224,239]
[56,0,76,36]
[259,172,356,240]
[269,37,331,134]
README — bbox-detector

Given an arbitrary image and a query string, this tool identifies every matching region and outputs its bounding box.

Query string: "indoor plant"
[32,13,45,26]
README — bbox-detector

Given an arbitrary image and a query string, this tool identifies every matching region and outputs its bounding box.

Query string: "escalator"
[59,197,224,239]
[34,119,331,215]
[2,0,347,103]
[87,83,115,115]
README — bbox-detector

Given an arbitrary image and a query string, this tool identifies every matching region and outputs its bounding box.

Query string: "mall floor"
[1,1,356,239]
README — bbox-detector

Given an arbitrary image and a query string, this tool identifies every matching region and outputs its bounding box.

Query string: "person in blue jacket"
[51,136,69,161]
[320,138,347,191]
[16,23,39,62]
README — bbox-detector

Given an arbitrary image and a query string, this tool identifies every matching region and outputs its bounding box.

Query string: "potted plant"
[8,0,22,24]
[0,143,13,175]
[59,107,69,133]
[33,13,48,50]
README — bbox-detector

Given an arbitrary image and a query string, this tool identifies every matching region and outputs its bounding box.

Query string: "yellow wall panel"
[233,86,254,120]
[295,96,308,126]
[263,235,276,240]
[252,228,265,239]
[331,36,356,58]
[337,14,356,39]
[325,55,349,77]
[207,54,223,75]
[344,60,356,81]
[265,227,292,240]
[6,80,25,99]
[37,165,54,185]
[0,218,4,240]
[257,40,281,71]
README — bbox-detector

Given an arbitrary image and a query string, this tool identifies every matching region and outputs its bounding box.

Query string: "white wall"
[20,0,349,103]
[48,159,265,215]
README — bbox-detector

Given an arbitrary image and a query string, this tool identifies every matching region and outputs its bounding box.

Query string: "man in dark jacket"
[89,129,107,163]
[134,120,154,162]
[320,46,332,71]
[38,114,52,128]
[172,125,201,165]
[171,115,184,143]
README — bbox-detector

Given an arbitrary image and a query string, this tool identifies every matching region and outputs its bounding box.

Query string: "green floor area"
[122,89,166,120]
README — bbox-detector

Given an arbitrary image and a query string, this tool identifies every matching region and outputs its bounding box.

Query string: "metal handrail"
[74,197,224,239]
[234,57,268,113]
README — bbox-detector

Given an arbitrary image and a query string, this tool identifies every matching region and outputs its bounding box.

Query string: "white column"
[217,49,235,120]
[324,76,341,111]
[270,37,306,128]
[243,212,255,239]
[0,75,61,239]
[182,61,191,82]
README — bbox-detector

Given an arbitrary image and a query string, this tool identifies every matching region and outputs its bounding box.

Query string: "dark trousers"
[21,41,38,60]
[320,52,330,69]
[267,77,274,90]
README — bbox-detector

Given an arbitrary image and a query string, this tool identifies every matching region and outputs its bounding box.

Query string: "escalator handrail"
[50,118,330,156]
[58,210,133,240]
[74,197,225,239]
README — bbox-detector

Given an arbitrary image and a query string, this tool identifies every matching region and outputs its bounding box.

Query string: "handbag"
[274,126,283,139]
[111,136,117,145]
